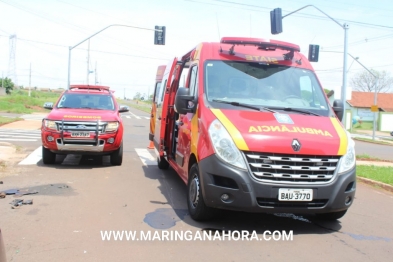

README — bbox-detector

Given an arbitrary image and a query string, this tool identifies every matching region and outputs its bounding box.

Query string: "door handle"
[158,117,162,120]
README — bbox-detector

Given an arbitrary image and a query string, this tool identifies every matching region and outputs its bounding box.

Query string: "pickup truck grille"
[55,120,107,134]
[243,151,341,184]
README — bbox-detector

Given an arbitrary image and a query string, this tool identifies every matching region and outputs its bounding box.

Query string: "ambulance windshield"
[205,60,331,116]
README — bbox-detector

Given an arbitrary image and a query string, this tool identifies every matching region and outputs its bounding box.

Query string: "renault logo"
[291,139,301,152]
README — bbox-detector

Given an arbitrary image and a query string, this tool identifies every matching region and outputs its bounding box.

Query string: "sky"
[1,0,393,100]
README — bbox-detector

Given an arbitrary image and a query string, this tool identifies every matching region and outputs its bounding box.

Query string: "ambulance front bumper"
[198,154,356,214]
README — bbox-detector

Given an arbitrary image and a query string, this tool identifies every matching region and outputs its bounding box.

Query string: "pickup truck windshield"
[205,60,332,116]
[57,94,115,110]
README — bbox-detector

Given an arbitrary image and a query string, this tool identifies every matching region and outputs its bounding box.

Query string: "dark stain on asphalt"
[1,183,76,197]
[143,208,188,229]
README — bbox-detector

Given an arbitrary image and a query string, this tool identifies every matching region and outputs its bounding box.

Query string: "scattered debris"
[9,198,33,209]
[0,192,6,199]
[0,181,3,184]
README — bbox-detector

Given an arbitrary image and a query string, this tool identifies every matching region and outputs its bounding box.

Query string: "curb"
[357,177,393,193]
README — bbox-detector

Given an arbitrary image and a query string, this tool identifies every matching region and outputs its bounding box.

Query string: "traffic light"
[270,8,283,34]
[154,26,166,45]
[308,44,320,62]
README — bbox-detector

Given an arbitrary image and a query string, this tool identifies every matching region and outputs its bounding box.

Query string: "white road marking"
[0,138,37,142]
[129,112,141,119]
[18,146,42,165]
[135,148,157,166]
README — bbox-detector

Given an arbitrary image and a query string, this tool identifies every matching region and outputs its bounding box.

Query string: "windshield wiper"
[212,99,277,113]
[280,107,321,116]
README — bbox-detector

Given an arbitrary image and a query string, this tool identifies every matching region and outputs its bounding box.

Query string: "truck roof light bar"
[69,85,110,92]
[220,37,300,53]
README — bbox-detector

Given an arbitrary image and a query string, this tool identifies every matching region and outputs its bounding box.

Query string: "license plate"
[278,188,313,201]
[71,131,90,137]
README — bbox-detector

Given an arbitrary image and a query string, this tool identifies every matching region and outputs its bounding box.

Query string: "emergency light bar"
[69,85,110,91]
[220,37,300,52]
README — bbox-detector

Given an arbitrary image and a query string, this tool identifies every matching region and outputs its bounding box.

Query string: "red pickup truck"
[41,85,128,165]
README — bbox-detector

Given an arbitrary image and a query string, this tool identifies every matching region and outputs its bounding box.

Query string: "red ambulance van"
[150,37,355,221]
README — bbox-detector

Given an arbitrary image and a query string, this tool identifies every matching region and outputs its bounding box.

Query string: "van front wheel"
[187,164,216,221]
[316,210,347,220]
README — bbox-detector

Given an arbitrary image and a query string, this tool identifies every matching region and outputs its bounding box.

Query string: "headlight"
[208,119,247,169]
[338,132,356,174]
[106,121,119,132]
[44,120,57,130]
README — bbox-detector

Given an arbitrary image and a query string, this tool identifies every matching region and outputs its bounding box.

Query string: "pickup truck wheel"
[187,164,216,221]
[316,210,347,220]
[157,156,169,169]
[110,142,123,166]
[391,131,393,136]
[42,146,56,164]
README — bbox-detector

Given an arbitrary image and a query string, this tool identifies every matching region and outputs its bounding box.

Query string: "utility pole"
[95,61,98,85]
[87,39,90,85]
[29,63,31,97]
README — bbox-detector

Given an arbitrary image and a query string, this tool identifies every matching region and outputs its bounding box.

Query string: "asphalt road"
[354,140,393,161]
[0,107,392,261]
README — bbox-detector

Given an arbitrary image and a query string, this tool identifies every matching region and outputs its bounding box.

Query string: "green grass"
[352,121,373,130]
[357,165,393,186]
[353,137,393,146]
[356,154,383,161]
[0,89,61,114]
[0,116,22,125]
[118,99,152,113]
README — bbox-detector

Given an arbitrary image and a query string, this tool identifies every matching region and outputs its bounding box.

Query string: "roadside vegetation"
[0,116,22,126]
[357,165,393,186]
[0,89,61,114]
[119,99,152,114]
[353,137,393,146]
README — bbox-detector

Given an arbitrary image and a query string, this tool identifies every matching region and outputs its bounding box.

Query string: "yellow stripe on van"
[191,107,199,160]
[330,117,348,155]
[211,109,249,151]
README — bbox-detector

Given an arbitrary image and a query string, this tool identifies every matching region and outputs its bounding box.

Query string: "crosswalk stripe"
[0,138,37,142]
[135,148,157,166]
[18,146,42,165]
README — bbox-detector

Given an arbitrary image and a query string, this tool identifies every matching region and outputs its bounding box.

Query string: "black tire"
[316,210,347,221]
[42,146,56,164]
[390,131,393,136]
[110,142,123,166]
[187,164,217,221]
[157,156,169,169]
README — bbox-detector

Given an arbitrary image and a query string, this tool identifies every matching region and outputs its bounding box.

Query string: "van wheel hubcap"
[189,175,200,208]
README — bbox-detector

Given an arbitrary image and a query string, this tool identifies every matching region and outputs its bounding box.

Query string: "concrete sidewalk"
[0,119,41,130]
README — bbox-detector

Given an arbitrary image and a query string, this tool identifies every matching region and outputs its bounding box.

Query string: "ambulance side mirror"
[333,99,344,122]
[174,87,197,114]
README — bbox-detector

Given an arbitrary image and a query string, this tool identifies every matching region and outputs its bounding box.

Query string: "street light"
[323,51,379,140]
[67,24,163,89]
[271,5,349,127]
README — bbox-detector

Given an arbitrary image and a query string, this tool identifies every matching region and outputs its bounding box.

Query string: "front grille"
[244,152,341,184]
[55,120,108,134]
[257,198,328,208]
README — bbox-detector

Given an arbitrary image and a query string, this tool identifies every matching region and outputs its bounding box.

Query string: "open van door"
[153,58,178,168]
[149,65,166,145]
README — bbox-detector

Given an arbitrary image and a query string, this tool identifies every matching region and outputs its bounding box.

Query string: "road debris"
[9,199,34,209]
[0,192,5,199]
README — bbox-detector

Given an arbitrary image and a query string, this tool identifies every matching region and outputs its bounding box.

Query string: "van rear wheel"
[42,146,56,164]
[187,164,217,221]
[157,156,169,169]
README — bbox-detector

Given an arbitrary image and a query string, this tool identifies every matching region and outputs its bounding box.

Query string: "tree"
[351,69,393,93]
[133,92,141,100]
[0,77,15,94]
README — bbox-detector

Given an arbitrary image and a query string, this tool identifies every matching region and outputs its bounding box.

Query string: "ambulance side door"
[154,58,178,156]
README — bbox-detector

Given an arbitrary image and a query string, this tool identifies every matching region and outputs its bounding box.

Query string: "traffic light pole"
[274,5,349,128]
[67,24,163,89]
